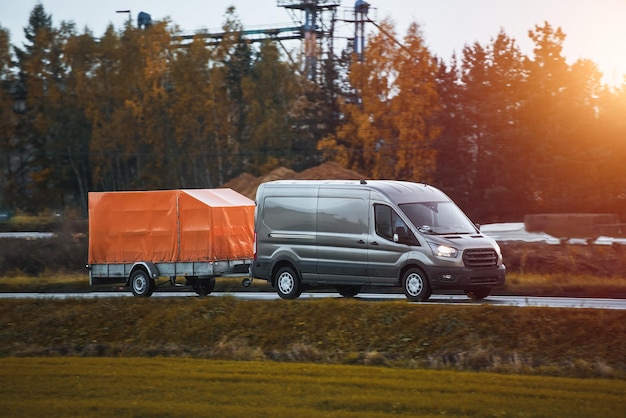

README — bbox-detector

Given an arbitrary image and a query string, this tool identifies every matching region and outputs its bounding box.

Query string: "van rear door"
[255,186,318,281]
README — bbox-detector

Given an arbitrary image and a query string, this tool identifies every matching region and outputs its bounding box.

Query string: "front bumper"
[427,264,506,289]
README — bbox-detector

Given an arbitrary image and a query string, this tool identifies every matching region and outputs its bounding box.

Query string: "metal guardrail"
[481,223,626,245]
[0,232,55,239]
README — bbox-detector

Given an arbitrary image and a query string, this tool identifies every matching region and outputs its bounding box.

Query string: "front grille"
[463,248,498,269]
[470,276,500,285]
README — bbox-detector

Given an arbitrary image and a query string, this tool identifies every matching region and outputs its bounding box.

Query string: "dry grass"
[501,241,626,278]
[498,241,626,297]
[0,274,89,292]
[501,272,626,297]
[1,297,624,379]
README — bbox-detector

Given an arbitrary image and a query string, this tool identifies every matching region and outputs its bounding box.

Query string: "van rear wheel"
[275,266,302,300]
[402,268,431,302]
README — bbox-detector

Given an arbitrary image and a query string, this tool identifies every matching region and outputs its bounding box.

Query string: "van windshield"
[399,201,477,235]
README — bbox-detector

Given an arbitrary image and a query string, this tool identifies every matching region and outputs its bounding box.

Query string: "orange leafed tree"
[319,20,440,182]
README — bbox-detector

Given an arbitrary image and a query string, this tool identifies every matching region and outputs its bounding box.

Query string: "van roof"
[262,180,450,204]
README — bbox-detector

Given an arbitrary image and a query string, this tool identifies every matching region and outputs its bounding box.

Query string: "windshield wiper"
[417,225,435,234]
[418,225,474,235]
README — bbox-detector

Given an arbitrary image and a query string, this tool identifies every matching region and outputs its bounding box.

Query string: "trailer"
[87,188,254,297]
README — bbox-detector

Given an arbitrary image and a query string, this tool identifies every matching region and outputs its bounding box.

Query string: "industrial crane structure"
[168,1,374,81]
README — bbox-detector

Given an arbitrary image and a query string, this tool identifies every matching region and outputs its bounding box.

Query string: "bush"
[500,242,626,277]
[0,234,87,276]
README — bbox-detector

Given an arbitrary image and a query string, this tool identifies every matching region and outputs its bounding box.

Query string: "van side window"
[264,197,316,231]
[374,204,418,245]
[375,205,393,239]
[318,197,368,234]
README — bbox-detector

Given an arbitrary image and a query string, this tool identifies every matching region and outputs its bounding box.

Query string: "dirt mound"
[221,162,364,199]
[221,172,256,195]
[293,161,364,180]
[221,167,296,200]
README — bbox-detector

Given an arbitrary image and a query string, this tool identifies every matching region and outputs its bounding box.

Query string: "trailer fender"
[127,262,159,286]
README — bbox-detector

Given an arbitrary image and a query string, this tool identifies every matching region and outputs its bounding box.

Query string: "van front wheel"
[275,266,302,300]
[402,268,431,302]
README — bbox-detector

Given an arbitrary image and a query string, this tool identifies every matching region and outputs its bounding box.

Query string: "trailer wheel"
[402,268,431,302]
[465,288,491,300]
[275,266,302,300]
[193,278,216,296]
[130,269,155,297]
[336,285,361,298]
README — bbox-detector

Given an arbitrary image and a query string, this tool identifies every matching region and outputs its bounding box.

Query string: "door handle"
[370,241,379,246]
[357,239,366,244]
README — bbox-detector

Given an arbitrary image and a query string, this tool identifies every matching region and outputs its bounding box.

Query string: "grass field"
[1,239,626,416]
[1,357,625,417]
[1,297,625,379]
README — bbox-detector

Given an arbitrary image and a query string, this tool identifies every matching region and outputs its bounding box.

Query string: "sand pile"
[221,162,364,199]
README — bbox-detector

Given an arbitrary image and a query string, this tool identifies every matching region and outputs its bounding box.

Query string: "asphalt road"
[1,291,625,310]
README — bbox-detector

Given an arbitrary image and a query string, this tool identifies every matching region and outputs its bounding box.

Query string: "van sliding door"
[315,188,370,282]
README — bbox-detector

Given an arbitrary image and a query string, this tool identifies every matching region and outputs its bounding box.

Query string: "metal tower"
[278,1,341,81]
[353,1,369,62]
[172,1,354,82]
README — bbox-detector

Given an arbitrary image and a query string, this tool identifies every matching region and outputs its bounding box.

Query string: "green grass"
[1,357,624,417]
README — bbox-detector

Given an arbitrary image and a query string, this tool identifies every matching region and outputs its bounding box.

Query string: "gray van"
[251,180,505,301]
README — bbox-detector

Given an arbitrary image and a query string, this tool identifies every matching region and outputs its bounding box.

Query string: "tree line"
[1,4,626,223]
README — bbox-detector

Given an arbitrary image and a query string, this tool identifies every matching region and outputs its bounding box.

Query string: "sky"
[1,0,626,86]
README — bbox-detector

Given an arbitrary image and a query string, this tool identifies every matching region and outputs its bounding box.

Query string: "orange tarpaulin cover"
[88,189,254,264]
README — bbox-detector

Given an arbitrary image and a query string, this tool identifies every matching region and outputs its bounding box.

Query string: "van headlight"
[494,241,502,256]
[428,242,458,258]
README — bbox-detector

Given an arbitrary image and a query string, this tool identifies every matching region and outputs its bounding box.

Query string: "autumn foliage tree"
[0,26,18,210]
[319,20,440,183]
[0,4,315,215]
[434,22,626,222]
[3,5,626,223]
[435,30,528,220]
[520,23,606,215]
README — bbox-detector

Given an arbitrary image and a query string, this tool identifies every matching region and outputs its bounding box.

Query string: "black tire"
[336,285,361,298]
[465,288,491,300]
[192,277,216,296]
[274,266,302,300]
[402,268,431,302]
[130,269,155,297]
